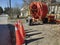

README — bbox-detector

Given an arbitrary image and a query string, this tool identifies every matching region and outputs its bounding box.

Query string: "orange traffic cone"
[18,20,26,38]
[15,22,24,45]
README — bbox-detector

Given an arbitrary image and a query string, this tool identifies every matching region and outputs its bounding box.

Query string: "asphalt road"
[23,23,60,45]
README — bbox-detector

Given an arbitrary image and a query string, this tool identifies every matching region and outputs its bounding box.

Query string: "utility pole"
[9,0,12,17]
[9,0,11,8]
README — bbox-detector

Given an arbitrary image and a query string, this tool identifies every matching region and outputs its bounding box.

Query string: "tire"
[43,18,48,24]
[26,19,28,23]
[29,19,32,26]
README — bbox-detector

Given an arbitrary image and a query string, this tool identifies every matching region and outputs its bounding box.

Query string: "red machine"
[28,2,56,25]
[30,2,48,20]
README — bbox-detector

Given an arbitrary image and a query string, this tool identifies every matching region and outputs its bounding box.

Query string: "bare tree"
[12,2,21,18]
[23,0,40,5]
[0,7,3,15]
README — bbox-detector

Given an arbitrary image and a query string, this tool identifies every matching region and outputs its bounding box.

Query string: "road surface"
[23,23,60,45]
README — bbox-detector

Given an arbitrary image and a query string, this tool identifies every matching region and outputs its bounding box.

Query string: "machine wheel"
[43,18,48,24]
[29,19,32,26]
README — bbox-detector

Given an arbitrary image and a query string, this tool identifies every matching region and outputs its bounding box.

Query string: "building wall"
[49,5,60,14]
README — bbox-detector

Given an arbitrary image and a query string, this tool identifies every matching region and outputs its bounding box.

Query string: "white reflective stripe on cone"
[15,27,18,31]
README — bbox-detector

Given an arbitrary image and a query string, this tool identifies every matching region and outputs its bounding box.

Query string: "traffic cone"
[18,20,26,38]
[15,22,24,45]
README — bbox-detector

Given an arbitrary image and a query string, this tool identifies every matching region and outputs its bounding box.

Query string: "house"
[20,5,29,17]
